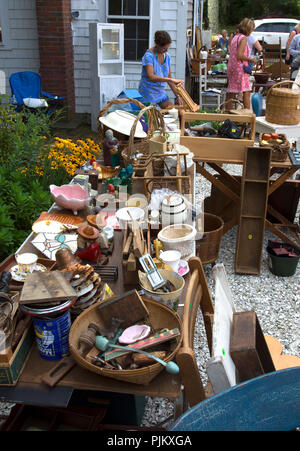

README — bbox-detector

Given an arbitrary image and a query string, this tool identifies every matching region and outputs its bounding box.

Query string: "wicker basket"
[266,80,300,125]
[69,297,182,385]
[259,133,290,162]
[97,98,154,154]
[121,105,166,166]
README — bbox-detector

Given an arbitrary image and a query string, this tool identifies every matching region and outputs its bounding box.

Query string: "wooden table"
[0,176,195,422]
[194,154,300,251]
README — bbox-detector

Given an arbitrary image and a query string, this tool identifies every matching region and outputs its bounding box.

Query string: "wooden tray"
[0,254,57,291]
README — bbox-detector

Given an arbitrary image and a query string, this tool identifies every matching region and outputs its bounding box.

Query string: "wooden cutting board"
[19,270,77,304]
[97,289,149,328]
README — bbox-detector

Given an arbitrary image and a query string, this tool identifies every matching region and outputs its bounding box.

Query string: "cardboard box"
[0,323,34,386]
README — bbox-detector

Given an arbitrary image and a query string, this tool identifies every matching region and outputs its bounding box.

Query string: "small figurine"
[103,129,120,167]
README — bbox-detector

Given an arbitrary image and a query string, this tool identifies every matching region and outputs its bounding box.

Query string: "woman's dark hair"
[154,30,172,47]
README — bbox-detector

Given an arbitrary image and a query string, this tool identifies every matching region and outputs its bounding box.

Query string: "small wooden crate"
[180,112,256,162]
[0,322,34,386]
[230,311,276,383]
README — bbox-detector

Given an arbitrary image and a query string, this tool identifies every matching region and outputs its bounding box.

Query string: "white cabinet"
[90,23,125,131]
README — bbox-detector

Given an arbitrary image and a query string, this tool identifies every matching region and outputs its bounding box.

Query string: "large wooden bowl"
[69,297,182,385]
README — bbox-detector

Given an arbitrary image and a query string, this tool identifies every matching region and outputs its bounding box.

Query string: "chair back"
[262,37,283,80]
[198,62,207,109]
[9,71,42,107]
[176,257,214,407]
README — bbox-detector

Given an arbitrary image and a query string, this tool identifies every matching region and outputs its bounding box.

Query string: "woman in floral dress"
[226,18,256,110]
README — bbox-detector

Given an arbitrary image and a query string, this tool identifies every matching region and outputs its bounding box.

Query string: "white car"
[252,18,299,50]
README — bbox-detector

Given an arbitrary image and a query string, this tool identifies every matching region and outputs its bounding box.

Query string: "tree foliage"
[218,0,300,27]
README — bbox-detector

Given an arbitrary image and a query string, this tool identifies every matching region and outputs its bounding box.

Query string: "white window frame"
[106,0,151,62]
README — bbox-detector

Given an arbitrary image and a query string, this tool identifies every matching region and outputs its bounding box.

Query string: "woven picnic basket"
[121,104,166,166]
[69,297,182,385]
[259,133,290,162]
[265,80,300,125]
[97,97,154,153]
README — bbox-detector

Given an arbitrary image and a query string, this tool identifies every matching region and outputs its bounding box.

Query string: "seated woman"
[138,30,184,108]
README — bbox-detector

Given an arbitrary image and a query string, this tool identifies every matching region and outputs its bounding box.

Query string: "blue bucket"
[33,310,71,361]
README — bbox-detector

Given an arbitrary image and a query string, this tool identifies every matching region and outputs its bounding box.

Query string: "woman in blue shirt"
[138,30,184,108]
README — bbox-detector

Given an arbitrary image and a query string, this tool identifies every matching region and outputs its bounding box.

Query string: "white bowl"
[158,224,197,258]
[115,207,145,229]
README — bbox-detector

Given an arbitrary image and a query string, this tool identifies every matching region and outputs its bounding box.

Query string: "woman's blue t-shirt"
[138,50,171,104]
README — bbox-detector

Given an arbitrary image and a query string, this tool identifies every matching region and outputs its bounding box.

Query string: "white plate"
[177,260,189,277]
[9,263,47,282]
[32,220,65,234]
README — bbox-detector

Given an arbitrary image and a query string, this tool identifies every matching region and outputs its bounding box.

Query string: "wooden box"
[132,153,192,201]
[230,311,276,383]
[0,322,34,386]
[180,112,256,162]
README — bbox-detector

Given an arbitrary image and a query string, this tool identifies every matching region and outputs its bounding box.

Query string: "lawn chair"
[170,366,300,431]
[9,71,64,112]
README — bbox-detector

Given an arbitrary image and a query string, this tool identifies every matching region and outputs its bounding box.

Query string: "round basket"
[266,80,300,126]
[138,269,185,311]
[259,133,290,162]
[69,297,182,385]
[97,98,154,153]
[121,105,166,166]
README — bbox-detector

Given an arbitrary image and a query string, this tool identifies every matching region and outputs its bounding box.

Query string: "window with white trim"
[107,0,150,61]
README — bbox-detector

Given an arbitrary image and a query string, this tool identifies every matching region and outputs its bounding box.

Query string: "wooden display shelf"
[180,112,256,162]
[235,147,271,274]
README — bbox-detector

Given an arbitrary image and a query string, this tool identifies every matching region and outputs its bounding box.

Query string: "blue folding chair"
[9,71,64,112]
[169,367,300,431]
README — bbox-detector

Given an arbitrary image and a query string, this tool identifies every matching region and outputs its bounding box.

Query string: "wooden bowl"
[69,297,182,385]
[254,72,269,84]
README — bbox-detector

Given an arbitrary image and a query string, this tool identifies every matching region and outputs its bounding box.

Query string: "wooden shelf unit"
[235,147,271,275]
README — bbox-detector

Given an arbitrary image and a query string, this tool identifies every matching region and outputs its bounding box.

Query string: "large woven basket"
[97,98,154,154]
[121,105,166,166]
[266,80,300,125]
[69,297,182,385]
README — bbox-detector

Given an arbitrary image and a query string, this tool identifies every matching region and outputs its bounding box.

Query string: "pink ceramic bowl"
[50,184,91,215]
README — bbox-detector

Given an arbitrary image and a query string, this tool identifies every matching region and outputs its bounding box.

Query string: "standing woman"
[138,30,184,108]
[285,23,300,65]
[226,18,256,110]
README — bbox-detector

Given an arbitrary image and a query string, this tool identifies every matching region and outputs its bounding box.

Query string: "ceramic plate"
[177,260,189,277]
[75,281,94,297]
[32,220,65,234]
[9,263,47,282]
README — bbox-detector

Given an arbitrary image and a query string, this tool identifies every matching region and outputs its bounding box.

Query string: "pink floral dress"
[227,34,251,93]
